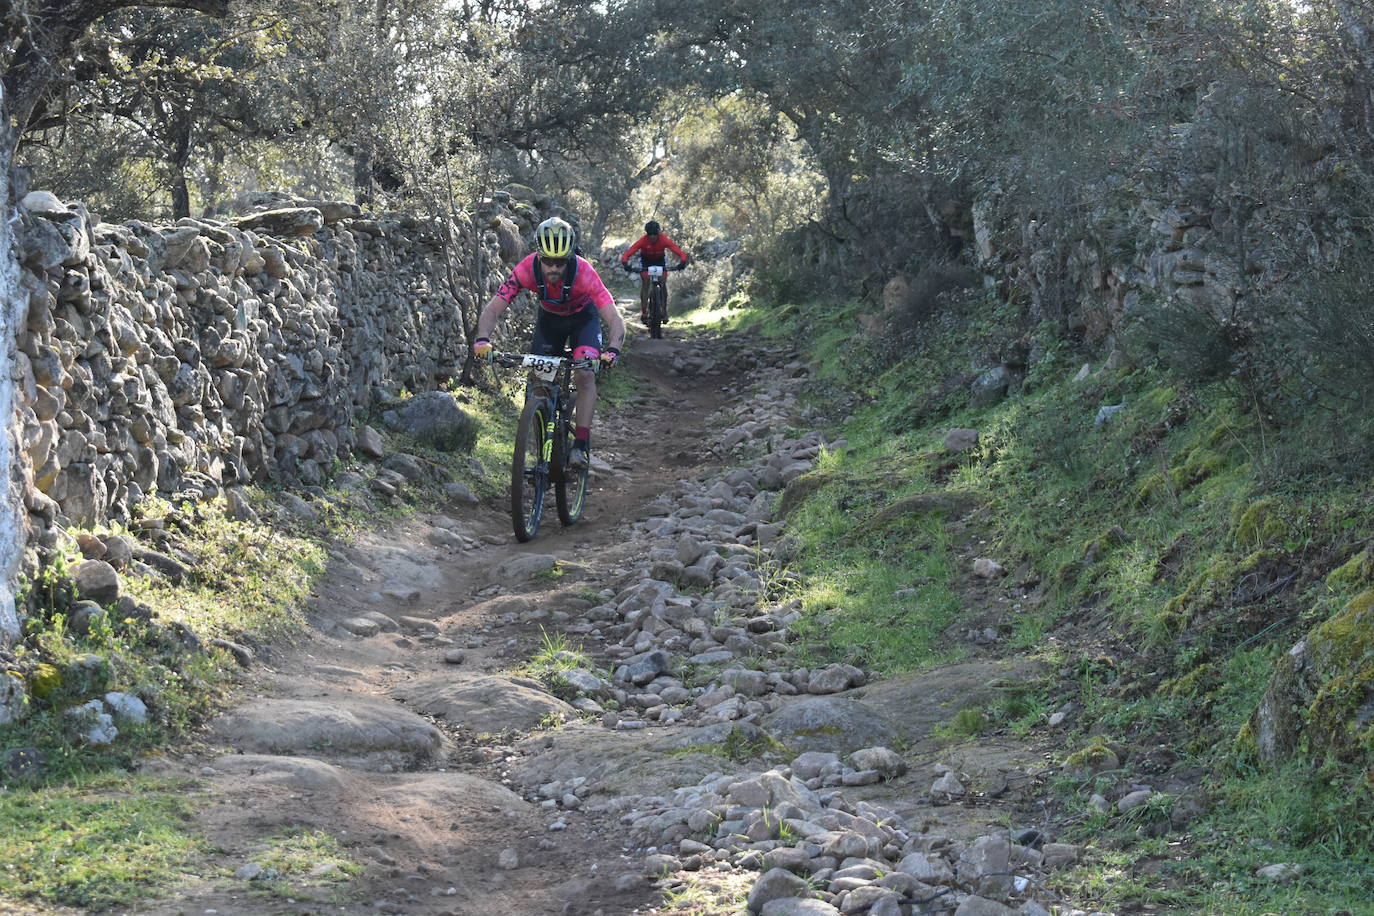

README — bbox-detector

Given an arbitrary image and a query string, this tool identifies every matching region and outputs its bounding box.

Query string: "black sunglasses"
[539,256,569,267]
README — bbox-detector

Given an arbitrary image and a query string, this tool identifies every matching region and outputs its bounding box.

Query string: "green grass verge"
[0,775,203,909]
[725,282,1374,910]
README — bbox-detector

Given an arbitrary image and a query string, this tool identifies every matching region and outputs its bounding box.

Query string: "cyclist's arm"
[597,300,625,351]
[476,260,533,339]
[584,271,625,350]
[620,236,646,264]
[664,236,689,266]
[475,294,511,341]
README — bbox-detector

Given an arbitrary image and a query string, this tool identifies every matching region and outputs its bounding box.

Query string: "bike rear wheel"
[554,402,589,526]
[511,398,549,542]
[649,282,665,339]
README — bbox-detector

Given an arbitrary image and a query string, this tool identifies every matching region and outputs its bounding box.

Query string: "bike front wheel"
[649,282,665,339]
[511,398,550,542]
[555,411,589,526]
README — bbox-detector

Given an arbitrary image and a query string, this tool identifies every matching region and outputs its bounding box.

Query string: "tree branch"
[3,0,231,131]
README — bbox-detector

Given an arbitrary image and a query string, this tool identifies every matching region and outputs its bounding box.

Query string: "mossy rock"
[1326,546,1374,591]
[1231,497,1288,549]
[1064,739,1121,778]
[1133,472,1170,507]
[1252,588,1374,767]
[27,662,62,699]
[502,183,539,202]
[1169,447,1226,490]
[862,490,979,530]
[1160,663,1217,699]
[1202,411,1245,449]
[1137,386,1177,416]
[776,470,835,518]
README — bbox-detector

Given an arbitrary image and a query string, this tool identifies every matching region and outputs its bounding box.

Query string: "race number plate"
[521,354,562,380]
[647,265,665,277]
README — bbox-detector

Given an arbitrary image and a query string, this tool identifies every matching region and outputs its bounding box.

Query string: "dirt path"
[132,308,1076,916]
[132,317,751,915]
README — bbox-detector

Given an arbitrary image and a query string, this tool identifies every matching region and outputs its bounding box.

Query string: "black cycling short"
[531,306,602,357]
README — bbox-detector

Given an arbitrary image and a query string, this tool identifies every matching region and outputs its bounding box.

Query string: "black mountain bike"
[492,351,598,542]
[625,261,683,339]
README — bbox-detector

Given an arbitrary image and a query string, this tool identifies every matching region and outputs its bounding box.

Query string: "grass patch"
[244,828,364,903]
[118,493,327,641]
[669,726,790,763]
[0,775,203,909]
[781,463,964,672]
[514,629,603,702]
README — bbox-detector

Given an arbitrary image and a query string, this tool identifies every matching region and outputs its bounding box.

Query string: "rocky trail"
[132,309,1109,916]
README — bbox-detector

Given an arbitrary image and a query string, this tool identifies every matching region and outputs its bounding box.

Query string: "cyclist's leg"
[661,275,669,320]
[638,274,649,319]
[569,310,602,433]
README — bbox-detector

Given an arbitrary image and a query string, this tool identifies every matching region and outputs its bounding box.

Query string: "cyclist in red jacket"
[620,220,689,323]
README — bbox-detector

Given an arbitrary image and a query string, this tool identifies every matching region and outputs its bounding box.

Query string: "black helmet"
[645,220,660,235]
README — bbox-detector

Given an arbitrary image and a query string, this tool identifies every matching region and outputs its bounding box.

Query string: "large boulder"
[232,207,325,237]
[1251,588,1374,766]
[381,391,479,452]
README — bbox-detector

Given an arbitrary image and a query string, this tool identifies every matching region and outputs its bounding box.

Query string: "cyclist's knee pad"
[572,345,600,361]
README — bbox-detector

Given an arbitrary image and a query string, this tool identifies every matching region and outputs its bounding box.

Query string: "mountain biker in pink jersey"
[620,220,689,323]
[473,217,625,469]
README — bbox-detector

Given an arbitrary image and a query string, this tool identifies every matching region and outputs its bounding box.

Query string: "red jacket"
[621,233,688,270]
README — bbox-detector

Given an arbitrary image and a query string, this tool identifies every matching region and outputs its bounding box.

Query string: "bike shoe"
[568,445,590,469]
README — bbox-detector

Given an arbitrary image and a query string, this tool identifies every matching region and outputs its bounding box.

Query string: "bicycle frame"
[492,351,599,540]
[643,264,668,338]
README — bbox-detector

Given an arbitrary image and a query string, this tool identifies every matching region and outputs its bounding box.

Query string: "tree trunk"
[0,86,26,644]
[353,143,374,205]
[587,199,611,256]
[1333,0,1374,138]
[168,107,193,219]
[198,141,226,217]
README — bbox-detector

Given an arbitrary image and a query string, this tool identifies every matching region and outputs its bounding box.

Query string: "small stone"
[1116,789,1153,813]
[497,848,519,870]
[931,772,965,798]
[972,558,1006,578]
[1256,862,1303,882]
[234,863,263,881]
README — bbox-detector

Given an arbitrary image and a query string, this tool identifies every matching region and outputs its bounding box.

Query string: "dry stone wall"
[965,84,1344,350]
[8,190,538,550]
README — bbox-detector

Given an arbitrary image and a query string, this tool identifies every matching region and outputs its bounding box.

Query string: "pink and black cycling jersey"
[621,234,688,269]
[496,253,615,317]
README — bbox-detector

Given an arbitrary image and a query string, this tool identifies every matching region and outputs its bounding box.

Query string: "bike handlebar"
[621,262,687,272]
[491,352,602,372]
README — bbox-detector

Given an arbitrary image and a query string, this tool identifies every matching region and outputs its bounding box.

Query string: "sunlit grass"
[0,775,203,909]
[654,865,755,915]
[245,828,364,903]
[677,298,753,330]
[787,505,963,672]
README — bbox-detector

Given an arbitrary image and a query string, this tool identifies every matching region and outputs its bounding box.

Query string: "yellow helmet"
[535,217,575,259]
